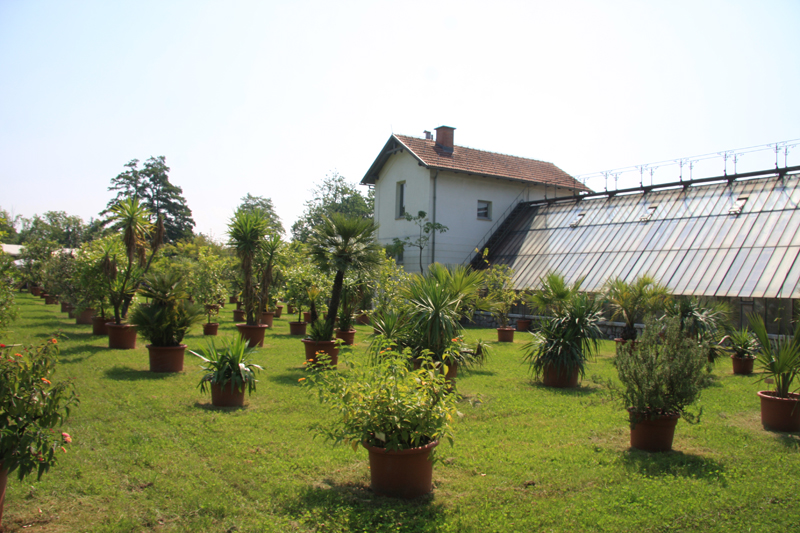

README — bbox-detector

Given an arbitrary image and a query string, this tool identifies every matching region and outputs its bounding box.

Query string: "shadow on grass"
[528,381,601,397]
[772,432,800,449]
[461,368,497,377]
[621,449,727,482]
[104,365,178,381]
[192,401,248,412]
[58,344,106,363]
[267,369,308,386]
[286,479,446,533]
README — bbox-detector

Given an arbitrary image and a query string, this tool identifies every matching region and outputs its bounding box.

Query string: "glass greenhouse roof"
[488,173,800,298]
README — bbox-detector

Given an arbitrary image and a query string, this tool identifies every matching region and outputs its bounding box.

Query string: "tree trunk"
[326,270,345,334]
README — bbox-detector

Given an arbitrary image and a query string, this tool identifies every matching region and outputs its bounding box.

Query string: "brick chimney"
[434,125,455,153]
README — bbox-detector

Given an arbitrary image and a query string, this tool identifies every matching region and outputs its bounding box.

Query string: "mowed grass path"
[2,292,799,532]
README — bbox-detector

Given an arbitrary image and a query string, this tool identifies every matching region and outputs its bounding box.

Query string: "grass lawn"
[2,292,799,532]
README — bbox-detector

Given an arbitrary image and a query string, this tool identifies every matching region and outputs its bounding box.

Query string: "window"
[569,213,584,228]
[639,205,657,222]
[396,182,406,218]
[477,200,492,220]
[729,197,748,216]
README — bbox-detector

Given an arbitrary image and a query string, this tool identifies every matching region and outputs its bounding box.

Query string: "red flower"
[62,433,72,443]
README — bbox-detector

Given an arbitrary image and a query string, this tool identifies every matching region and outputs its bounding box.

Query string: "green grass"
[2,291,799,532]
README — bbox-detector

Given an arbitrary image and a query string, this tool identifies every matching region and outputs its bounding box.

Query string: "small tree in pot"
[228,210,269,346]
[483,263,518,342]
[194,248,228,335]
[615,316,707,452]
[192,335,263,407]
[129,270,205,372]
[304,347,459,499]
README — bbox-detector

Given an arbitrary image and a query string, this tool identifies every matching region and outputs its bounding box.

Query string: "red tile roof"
[361,134,589,192]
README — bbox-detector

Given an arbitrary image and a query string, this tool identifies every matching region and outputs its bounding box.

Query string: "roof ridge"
[393,133,557,166]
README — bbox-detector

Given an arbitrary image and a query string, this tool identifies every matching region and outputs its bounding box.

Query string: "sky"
[1,0,799,241]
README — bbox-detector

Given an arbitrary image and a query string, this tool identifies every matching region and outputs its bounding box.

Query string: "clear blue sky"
[2,0,799,240]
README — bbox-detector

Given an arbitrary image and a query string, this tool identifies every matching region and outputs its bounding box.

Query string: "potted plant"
[129,270,205,372]
[101,198,164,349]
[191,335,263,407]
[666,296,730,364]
[720,327,759,375]
[750,314,800,432]
[228,210,269,347]
[604,274,670,342]
[73,238,112,336]
[522,291,603,388]
[335,276,360,345]
[306,214,382,363]
[616,316,707,452]
[304,348,459,499]
[0,339,79,528]
[254,234,282,328]
[283,263,318,336]
[484,263,517,342]
[194,248,227,336]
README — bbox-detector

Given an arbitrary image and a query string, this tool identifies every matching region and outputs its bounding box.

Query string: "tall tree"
[16,211,87,247]
[104,156,195,243]
[236,194,284,236]
[291,171,373,243]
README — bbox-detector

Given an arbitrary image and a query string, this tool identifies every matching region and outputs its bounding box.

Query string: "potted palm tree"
[720,327,759,375]
[191,335,263,407]
[750,314,800,432]
[522,288,603,388]
[616,316,707,451]
[604,274,670,342]
[228,210,269,347]
[129,270,205,372]
[305,214,382,364]
[304,348,459,499]
[102,198,164,350]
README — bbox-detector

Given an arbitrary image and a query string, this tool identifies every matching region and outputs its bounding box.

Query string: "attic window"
[639,206,657,222]
[729,197,748,216]
[569,213,585,228]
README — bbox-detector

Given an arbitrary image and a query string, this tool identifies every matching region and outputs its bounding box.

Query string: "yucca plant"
[722,327,759,359]
[191,335,263,395]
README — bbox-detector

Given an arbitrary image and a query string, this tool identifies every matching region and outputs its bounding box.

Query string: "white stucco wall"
[370,151,580,272]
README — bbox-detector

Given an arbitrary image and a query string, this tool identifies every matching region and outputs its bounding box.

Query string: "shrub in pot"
[304,348,459,498]
[522,291,603,388]
[129,270,205,372]
[0,339,79,528]
[191,335,263,407]
[615,316,707,452]
[720,327,758,375]
[483,263,518,342]
[749,314,800,432]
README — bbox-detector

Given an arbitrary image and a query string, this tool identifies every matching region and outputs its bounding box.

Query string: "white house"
[360,126,589,271]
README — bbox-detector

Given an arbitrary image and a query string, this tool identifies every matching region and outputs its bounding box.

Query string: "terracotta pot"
[0,463,6,529]
[203,322,219,336]
[45,294,58,305]
[274,305,283,318]
[287,304,296,314]
[516,318,532,332]
[629,411,680,452]
[731,356,755,375]
[356,313,371,325]
[229,295,239,304]
[106,323,137,349]
[289,321,307,336]
[303,311,312,323]
[364,440,439,499]
[335,328,356,345]
[233,309,245,322]
[148,344,186,373]
[30,286,42,296]
[758,391,800,432]
[302,338,339,366]
[91,316,109,336]
[236,323,268,348]
[211,382,246,407]
[76,308,95,325]
[260,311,274,328]
[497,327,515,342]
[541,363,580,388]
[39,291,48,299]
[60,302,72,313]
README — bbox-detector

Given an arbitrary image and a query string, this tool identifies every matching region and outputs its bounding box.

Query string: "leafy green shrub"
[304,348,460,451]
[615,316,707,417]
[750,314,800,398]
[0,338,79,480]
[191,335,263,395]
[129,270,204,346]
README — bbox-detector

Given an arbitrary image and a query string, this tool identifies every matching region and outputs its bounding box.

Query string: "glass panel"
[642,220,668,251]
[702,248,741,296]
[738,247,775,298]
[682,249,716,294]
[718,248,758,297]
[583,253,614,290]
[749,211,781,248]
[652,219,680,250]
[653,250,680,286]
[745,179,771,212]
[626,251,658,282]
[666,249,699,294]
[778,249,800,299]
[663,218,691,250]
[767,247,800,298]
[614,251,640,281]
[777,209,800,247]
[718,212,752,249]
[740,212,770,248]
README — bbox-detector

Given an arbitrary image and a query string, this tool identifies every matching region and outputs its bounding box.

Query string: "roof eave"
[425,165,591,192]
[360,135,429,185]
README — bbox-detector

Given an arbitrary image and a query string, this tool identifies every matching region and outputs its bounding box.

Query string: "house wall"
[372,150,580,272]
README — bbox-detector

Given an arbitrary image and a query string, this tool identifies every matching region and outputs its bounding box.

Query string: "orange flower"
[61,447,67,453]
[41,378,51,385]
[298,377,306,382]
[62,433,72,443]
[14,353,22,357]
[51,338,58,344]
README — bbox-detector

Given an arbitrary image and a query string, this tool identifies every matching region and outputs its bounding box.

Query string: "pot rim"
[234,323,269,329]
[363,440,439,455]
[105,322,136,328]
[626,407,681,420]
[145,343,187,350]
[757,390,800,401]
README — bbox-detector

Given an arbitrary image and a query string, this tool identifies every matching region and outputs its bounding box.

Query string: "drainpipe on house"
[432,170,439,267]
